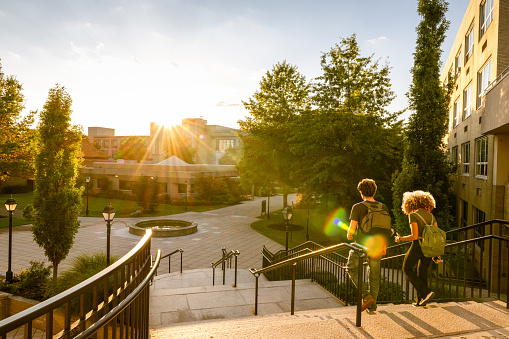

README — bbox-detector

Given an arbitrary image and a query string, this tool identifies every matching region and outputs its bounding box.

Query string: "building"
[441,0,509,225]
[441,0,509,291]
[149,119,242,164]
[87,127,145,159]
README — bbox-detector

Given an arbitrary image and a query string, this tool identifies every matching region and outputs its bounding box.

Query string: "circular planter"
[129,219,198,237]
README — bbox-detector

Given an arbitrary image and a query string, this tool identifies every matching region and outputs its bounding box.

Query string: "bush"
[1,185,31,194]
[48,252,119,315]
[22,204,36,220]
[0,260,52,301]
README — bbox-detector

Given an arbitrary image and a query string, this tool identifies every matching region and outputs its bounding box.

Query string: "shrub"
[0,260,52,301]
[22,204,36,220]
[1,185,31,194]
[48,252,119,315]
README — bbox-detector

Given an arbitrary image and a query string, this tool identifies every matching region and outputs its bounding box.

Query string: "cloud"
[8,52,21,58]
[216,101,242,107]
[367,36,387,44]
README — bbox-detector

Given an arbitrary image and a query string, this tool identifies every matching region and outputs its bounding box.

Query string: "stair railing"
[249,242,367,327]
[211,249,240,287]
[159,248,184,274]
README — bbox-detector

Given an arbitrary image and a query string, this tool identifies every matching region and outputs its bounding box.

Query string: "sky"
[1,0,469,136]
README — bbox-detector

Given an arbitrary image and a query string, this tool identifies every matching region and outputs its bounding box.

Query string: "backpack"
[359,201,392,235]
[414,213,446,257]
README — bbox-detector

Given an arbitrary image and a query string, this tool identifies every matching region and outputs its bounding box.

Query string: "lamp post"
[306,207,310,241]
[102,203,116,266]
[85,177,90,216]
[5,196,17,283]
[282,207,293,252]
[185,180,188,212]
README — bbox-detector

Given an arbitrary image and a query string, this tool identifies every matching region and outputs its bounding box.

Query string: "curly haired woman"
[395,190,437,306]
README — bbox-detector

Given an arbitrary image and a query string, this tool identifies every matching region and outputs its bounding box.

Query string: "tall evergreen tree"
[392,0,454,234]
[0,61,36,181]
[238,61,311,207]
[291,35,403,210]
[33,85,83,281]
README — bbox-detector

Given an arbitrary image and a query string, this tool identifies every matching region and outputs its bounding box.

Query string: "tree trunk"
[52,261,58,283]
[283,189,288,208]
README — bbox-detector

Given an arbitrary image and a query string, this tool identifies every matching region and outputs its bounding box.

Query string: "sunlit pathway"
[0,195,295,277]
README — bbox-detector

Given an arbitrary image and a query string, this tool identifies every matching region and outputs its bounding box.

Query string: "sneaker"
[361,295,375,311]
[419,291,435,306]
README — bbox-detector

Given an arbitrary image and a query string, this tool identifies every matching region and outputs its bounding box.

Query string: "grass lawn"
[0,191,230,228]
[251,207,350,248]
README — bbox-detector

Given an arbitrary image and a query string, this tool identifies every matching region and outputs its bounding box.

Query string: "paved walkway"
[0,195,294,278]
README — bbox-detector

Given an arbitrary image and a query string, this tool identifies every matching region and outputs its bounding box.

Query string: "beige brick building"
[441,0,509,226]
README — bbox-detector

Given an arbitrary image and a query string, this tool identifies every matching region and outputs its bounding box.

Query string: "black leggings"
[403,240,433,300]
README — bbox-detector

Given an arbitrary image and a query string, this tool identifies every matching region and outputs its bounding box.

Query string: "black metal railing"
[0,229,159,339]
[159,248,184,274]
[260,219,509,311]
[250,242,367,327]
[211,249,240,287]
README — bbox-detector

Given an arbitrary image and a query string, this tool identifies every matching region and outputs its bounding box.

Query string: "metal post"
[6,210,13,283]
[291,263,296,315]
[180,250,183,273]
[285,220,289,252]
[306,207,310,241]
[212,266,215,286]
[168,255,171,273]
[254,274,259,315]
[267,194,270,219]
[234,252,238,287]
[106,220,111,266]
[356,253,363,327]
[86,180,89,216]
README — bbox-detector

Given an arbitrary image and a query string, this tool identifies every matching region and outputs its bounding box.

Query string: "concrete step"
[150,299,509,339]
[149,269,344,328]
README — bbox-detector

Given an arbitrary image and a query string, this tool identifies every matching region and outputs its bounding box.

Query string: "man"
[346,178,391,312]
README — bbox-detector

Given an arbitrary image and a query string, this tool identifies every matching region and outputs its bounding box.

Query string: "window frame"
[455,48,462,76]
[479,0,494,38]
[463,83,472,120]
[453,98,459,127]
[477,59,492,108]
[475,136,488,178]
[461,142,470,176]
[465,25,474,63]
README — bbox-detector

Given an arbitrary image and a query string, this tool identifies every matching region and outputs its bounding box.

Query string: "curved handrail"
[211,249,240,286]
[211,250,239,269]
[74,249,162,339]
[161,248,184,260]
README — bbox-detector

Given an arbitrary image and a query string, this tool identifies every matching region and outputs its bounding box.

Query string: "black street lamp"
[102,203,116,266]
[85,177,90,216]
[282,207,293,252]
[4,196,17,283]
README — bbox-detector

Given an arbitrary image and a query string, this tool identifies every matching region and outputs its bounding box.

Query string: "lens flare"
[323,207,349,237]
[362,234,388,259]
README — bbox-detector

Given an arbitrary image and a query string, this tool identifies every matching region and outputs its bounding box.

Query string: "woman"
[395,190,437,306]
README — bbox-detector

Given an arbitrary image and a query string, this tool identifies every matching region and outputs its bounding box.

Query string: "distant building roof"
[81,138,110,159]
[157,156,190,166]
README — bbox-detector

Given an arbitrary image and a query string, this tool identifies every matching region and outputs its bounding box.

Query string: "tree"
[291,35,403,210]
[392,0,454,234]
[164,127,196,164]
[114,136,149,161]
[238,61,311,207]
[134,176,159,212]
[0,61,36,181]
[218,146,242,165]
[32,85,83,281]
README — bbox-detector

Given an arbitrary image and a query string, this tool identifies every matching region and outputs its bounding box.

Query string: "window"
[103,140,110,148]
[477,60,491,108]
[475,137,488,177]
[461,142,470,175]
[465,26,474,62]
[474,207,486,249]
[479,0,494,38]
[463,83,472,120]
[218,139,235,151]
[451,146,458,168]
[112,140,118,148]
[453,99,459,127]
[461,200,468,228]
[455,49,462,76]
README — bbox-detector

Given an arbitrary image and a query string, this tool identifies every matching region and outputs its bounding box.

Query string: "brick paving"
[0,195,293,278]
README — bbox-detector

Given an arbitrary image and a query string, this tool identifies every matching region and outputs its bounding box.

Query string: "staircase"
[149,269,509,338]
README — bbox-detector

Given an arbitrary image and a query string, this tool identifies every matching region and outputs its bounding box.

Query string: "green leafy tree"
[238,60,311,207]
[134,176,159,212]
[392,0,454,234]
[32,85,83,281]
[291,35,403,210]
[164,129,196,164]
[0,61,37,181]
[114,136,149,161]
[218,146,242,165]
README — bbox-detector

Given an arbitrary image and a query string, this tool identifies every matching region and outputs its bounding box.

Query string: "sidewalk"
[0,195,294,277]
